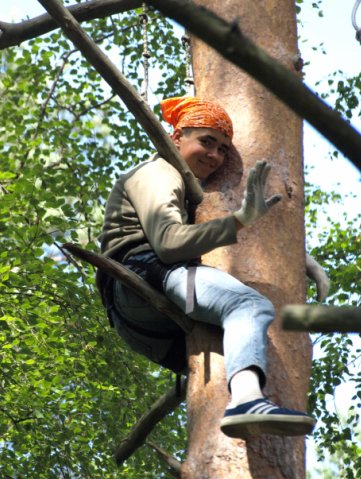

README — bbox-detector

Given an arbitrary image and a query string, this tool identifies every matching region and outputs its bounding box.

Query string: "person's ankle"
[228,368,264,410]
[226,393,264,410]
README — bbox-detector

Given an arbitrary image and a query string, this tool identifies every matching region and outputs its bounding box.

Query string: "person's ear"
[170,128,183,147]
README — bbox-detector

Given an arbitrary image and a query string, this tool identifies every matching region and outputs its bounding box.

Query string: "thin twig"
[38,50,73,126]
[54,241,87,275]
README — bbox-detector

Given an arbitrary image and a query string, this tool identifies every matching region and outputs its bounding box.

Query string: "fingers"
[246,161,265,194]
[252,161,281,204]
[252,161,270,191]
[245,165,256,200]
[245,160,282,213]
[260,162,271,189]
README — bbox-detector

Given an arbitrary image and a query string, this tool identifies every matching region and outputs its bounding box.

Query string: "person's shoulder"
[120,153,172,173]
[136,154,181,179]
[114,154,182,191]
[124,153,157,175]
[112,154,157,184]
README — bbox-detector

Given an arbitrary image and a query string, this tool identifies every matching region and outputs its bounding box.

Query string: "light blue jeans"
[112,260,275,385]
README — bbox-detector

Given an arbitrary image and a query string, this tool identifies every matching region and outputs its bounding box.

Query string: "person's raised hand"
[234,160,282,226]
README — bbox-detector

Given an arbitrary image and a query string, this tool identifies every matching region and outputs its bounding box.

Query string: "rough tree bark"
[182,1,312,478]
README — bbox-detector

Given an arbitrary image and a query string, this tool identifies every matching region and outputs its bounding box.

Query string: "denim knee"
[230,287,275,324]
[252,293,275,327]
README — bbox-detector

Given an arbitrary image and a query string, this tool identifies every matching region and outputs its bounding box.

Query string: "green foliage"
[0,9,187,479]
[307,418,361,479]
[304,187,361,475]
[305,181,361,476]
[296,0,324,17]
[299,2,361,475]
[317,72,361,121]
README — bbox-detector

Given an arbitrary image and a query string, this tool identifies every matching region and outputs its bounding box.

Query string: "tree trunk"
[181,1,312,478]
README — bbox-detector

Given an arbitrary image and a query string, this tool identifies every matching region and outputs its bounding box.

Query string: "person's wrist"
[233,215,244,231]
[233,210,252,227]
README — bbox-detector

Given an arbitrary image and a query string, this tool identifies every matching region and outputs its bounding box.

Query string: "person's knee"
[260,293,274,311]
[245,290,275,325]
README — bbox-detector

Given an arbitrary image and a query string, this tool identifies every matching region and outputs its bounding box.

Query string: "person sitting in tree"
[96,96,319,439]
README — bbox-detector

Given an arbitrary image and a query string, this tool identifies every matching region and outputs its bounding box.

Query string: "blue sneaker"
[220,398,316,439]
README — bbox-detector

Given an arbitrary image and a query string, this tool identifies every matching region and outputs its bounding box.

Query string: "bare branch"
[54,241,87,277]
[0,408,34,428]
[144,0,361,171]
[147,442,181,478]
[38,50,74,127]
[282,304,361,332]
[36,0,203,204]
[63,243,194,333]
[76,93,117,119]
[0,0,142,50]
[0,184,10,194]
[114,377,187,465]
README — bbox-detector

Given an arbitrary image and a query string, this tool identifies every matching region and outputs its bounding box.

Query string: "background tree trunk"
[182,1,312,478]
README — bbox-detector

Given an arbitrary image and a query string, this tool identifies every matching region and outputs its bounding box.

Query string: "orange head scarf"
[161,96,233,140]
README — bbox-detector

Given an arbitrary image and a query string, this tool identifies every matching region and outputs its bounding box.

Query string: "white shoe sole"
[220,413,316,439]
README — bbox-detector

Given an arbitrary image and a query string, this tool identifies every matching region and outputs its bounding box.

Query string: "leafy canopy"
[0,7,187,479]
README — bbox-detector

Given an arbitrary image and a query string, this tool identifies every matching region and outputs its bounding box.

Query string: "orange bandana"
[161,96,233,139]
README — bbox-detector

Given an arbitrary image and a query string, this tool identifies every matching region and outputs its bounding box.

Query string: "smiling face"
[171,127,231,180]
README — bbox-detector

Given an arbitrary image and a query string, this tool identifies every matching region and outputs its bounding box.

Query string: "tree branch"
[282,304,361,333]
[35,0,203,204]
[147,442,181,478]
[114,377,187,465]
[63,243,194,334]
[144,0,361,171]
[37,50,74,129]
[0,0,142,50]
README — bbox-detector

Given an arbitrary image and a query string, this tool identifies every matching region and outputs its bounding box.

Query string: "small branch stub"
[147,442,181,478]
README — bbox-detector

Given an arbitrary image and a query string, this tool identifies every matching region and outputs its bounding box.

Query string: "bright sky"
[2,0,361,474]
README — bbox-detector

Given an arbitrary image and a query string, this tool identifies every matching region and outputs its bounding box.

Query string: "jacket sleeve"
[125,159,238,264]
